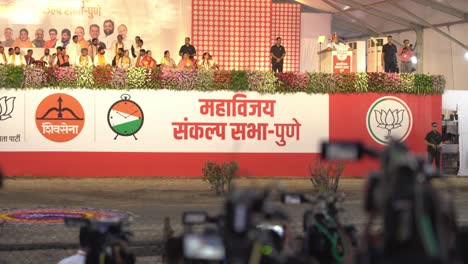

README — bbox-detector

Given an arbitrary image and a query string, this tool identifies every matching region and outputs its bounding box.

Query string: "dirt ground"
[0,177,467,264]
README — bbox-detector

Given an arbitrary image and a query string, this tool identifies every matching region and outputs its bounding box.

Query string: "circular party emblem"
[107,94,144,140]
[366,96,413,145]
[0,208,126,225]
[35,93,85,142]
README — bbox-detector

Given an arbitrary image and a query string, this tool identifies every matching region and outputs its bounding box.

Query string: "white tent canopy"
[291,0,468,39]
[279,0,468,90]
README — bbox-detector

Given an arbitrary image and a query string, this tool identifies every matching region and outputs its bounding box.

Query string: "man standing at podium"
[270,37,285,73]
[326,33,348,52]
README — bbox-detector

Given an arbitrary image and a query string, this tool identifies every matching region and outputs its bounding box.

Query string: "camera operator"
[62,218,135,264]
[85,225,135,264]
[398,39,415,73]
[425,122,443,174]
[58,227,89,264]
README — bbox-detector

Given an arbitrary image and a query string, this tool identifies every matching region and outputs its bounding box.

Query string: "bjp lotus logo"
[0,96,15,121]
[366,96,413,145]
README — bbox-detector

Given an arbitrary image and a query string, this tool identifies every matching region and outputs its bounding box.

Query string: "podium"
[319,49,353,73]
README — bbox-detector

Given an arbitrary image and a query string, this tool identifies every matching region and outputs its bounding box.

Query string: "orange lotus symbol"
[374,109,405,139]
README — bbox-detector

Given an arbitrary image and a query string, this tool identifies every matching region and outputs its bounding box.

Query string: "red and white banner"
[0,89,441,177]
[333,50,352,73]
[329,93,441,176]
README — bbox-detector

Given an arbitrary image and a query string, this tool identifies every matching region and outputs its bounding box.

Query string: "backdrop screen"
[0,0,191,60]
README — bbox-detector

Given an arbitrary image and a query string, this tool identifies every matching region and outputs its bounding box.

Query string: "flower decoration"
[76,66,95,88]
[128,67,148,89]
[54,67,77,88]
[0,65,8,87]
[92,66,113,89]
[111,67,128,89]
[276,72,308,92]
[248,70,277,93]
[0,65,446,95]
[194,70,215,91]
[213,70,232,90]
[24,67,46,88]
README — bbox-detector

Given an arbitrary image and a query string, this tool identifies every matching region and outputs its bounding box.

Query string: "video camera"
[225,188,312,264]
[181,211,225,263]
[64,217,135,264]
[281,192,358,264]
[173,188,292,264]
[321,140,458,264]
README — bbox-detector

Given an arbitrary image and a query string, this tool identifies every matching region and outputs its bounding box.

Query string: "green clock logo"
[107,94,144,140]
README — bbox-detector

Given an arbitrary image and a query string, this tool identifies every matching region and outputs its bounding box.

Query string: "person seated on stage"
[112,48,124,67]
[7,47,14,57]
[24,49,35,65]
[94,46,108,67]
[119,49,132,69]
[51,46,70,67]
[12,28,35,48]
[0,46,7,65]
[198,52,219,71]
[142,50,157,69]
[75,48,93,67]
[177,52,194,71]
[160,50,176,69]
[39,48,53,66]
[135,49,146,67]
[8,47,26,66]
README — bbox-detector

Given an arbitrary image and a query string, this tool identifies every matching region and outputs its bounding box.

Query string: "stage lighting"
[317,36,325,44]
[411,56,418,64]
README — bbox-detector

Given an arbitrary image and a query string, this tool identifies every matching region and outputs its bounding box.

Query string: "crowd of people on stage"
[0,36,219,72]
[0,22,221,72]
[0,22,415,74]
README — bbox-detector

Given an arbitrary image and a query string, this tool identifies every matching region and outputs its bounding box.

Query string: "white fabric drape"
[300,38,319,72]
[458,109,468,176]
[442,90,468,176]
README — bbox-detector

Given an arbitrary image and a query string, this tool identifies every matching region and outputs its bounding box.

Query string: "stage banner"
[332,50,352,73]
[0,0,191,61]
[0,89,441,177]
[0,89,329,153]
[329,93,442,176]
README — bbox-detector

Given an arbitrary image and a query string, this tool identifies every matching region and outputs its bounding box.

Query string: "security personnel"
[382,35,398,73]
[425,122,443,173]
[270,37,286,73]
